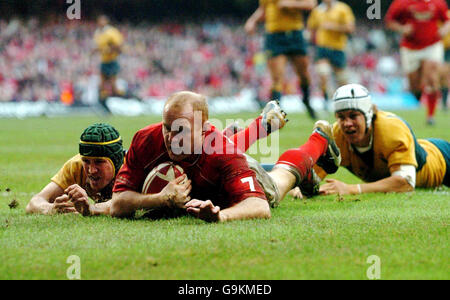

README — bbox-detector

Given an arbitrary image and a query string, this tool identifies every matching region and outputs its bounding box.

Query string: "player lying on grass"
[318,83,450,196]
[26,123,125,215]
[25,102,288,216]
[109,91,340,222]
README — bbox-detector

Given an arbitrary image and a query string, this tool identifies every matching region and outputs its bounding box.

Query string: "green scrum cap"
[79,123,124,175]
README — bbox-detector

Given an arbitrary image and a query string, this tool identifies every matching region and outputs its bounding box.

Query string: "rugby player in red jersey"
[111,91,340,222]
[385,0,450,125]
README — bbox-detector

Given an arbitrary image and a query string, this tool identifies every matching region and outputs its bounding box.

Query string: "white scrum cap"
[333,83,373,129]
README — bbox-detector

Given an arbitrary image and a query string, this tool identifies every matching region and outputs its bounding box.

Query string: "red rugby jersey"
[113,122,267,209]
[385,0,448,49]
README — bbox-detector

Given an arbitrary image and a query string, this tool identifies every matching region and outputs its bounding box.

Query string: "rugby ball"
[142,162,186,194]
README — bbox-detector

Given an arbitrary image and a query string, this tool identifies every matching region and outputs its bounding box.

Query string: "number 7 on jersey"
[241,176,256,192]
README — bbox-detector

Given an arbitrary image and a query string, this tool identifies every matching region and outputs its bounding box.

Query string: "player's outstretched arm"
[110,190,167,218]
[185,197,271,223]
[319,175,413,196]
[73,199,112,216]
[26,182,77,215]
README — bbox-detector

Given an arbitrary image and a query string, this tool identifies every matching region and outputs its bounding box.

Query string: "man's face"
[81,157,115,192]
[97,16,108,27]
[162,105,204,162]
[336,110,368,146]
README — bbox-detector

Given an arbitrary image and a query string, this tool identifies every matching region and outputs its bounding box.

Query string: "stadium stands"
[0,18,402,104]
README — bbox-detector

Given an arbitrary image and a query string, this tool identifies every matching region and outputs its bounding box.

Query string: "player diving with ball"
[110,91,341,222]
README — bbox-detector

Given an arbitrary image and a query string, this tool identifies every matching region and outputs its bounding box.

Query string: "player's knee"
[316,62,332,78]
[271,72,284,85]
[335,70,349,86]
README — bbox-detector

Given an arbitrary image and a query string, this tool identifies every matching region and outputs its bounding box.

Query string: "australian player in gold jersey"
[93,15,124,113]
[319,84,450,195]
[26,123,125,215]
[245,0,318,120]
[307,0,355,109]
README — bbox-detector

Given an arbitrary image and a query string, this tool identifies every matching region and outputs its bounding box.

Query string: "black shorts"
[445,49,450,63]
[316,46,347,69]
[264,30,308,58]
[100,61,120,78]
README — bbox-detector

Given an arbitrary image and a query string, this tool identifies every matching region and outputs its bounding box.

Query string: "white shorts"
[400,42,444,74]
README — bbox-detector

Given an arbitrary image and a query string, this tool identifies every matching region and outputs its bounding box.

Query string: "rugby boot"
[313,120,341,174]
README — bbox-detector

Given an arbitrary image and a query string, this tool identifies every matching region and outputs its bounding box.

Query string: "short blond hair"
[164,91,209,123]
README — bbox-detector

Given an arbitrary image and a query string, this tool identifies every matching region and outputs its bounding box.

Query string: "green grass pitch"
[0,108,449,280]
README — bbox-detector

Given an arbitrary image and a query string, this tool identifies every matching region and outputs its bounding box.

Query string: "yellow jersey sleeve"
[51,154,86,190]
[108,27,124,46]
[307,8,320,30]
[341,3,355,27]
[374,112,418,169]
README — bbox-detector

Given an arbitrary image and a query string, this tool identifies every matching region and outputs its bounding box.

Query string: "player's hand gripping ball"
[142,162,187,194]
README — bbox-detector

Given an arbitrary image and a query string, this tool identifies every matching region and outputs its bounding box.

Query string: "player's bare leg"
[333,66,348,87]
[315,59,332,111]
[291,54,316,120]
[420,60,441,125]
[407,69,422,103]
[110,74,126,98]
[268,168,297,200]
[99,74,113,113]
[267,55,287,101]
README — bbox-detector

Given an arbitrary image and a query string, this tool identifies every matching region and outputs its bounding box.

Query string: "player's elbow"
[385,20,397,31]
[305,0,318,11]
[25,199,36,214]
[26,195,43,214]
[261,201,271,219]
[391,176,414,193]
[346,24,356,34]
[254,198,271,219]
[110,192,133,218]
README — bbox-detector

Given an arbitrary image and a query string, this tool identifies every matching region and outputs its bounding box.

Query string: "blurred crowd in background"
[0,17,403,104]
